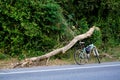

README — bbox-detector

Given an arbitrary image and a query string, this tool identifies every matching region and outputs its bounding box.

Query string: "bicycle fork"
[93,48,99,56]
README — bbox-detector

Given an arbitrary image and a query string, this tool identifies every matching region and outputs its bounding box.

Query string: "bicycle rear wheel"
[93,48,101,63]
[74,49,88,65]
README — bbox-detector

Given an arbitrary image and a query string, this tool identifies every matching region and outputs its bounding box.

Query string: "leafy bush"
[56,0,120,47]
[0,53,7,60]
[0,0,120,59]
[0,0,67,57]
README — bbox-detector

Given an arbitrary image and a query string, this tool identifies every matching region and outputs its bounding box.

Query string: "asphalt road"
[0,62,120,80]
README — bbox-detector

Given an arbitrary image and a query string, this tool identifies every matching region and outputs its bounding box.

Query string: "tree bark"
[13,26,97,68]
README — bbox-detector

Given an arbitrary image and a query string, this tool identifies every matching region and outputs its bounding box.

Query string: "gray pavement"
[0,62,120,80]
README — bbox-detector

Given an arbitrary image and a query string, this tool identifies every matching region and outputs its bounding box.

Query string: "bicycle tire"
[74,49,88,65]
[93,48,101,63]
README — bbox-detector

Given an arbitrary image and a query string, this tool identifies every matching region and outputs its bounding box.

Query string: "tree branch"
[13,26,97,68]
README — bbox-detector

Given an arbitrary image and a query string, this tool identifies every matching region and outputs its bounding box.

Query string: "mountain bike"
[74,41,101,65]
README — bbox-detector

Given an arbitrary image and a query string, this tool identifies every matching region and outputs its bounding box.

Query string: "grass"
[0,46,120,69]
[106,46,120,60]
[0,58,19,69]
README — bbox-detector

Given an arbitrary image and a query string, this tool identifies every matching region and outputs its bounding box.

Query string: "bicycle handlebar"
[79,41,85,44]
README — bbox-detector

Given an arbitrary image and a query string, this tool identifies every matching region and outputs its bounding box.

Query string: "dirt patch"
[47,59,74,66]
[0,46,120,69]
[0,58,74,69]
[0,58,19,69]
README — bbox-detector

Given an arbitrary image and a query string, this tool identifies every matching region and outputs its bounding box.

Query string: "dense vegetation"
[0,0,120,59]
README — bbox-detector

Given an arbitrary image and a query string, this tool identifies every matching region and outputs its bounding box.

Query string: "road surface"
[0,62,120,80]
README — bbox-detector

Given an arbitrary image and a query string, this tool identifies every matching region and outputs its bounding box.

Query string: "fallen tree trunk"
[13,26,98,68]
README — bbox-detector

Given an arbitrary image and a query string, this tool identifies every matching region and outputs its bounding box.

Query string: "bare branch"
[13,26,97,68]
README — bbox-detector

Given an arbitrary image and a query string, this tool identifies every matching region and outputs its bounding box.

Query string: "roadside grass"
[0,58,18,69]
[59,46,120,64]
[104,46,120,61]
[0,46,120,69]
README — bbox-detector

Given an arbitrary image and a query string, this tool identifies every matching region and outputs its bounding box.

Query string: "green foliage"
[0,53,7,60]
[89,29,102,47]
[75,18,89,34]
[0,0,67,58]
[0,0,120,59]
[56,0,120,47]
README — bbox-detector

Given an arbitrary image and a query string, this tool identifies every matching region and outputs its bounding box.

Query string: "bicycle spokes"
[79,52,85,59]
[74,50,89,65]
[74,43,101,65]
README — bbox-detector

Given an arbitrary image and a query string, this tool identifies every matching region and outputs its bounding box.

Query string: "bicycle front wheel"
[74,49,88,65]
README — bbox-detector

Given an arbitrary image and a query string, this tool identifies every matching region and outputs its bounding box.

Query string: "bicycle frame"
[74,42,101,65]
[81,44,98,58]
